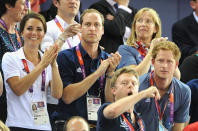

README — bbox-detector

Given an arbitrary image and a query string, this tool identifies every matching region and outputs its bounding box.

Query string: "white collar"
[193,11,198,23]
[55,15,69,29]
[18,47,43,60]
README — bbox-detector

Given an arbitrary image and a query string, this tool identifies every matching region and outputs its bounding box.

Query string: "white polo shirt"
[2,48,52,131]
[41,15,80,52]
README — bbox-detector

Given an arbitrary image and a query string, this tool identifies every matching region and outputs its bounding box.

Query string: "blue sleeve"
[186,79,198,117]
[57,50,76,88]
[174,84,191,123]
[117,45,138,69]
[97,103,111,127]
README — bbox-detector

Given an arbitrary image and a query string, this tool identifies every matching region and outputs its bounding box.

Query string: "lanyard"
[22,59,46,93]
[0,19,22,51]
[75,45,104,95]
[121,113,144,131]
[54,17,81,49]
[134,41,148,60]
[150,71,174,124]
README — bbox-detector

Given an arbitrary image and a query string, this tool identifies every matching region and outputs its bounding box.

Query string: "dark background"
[41,0,192,40]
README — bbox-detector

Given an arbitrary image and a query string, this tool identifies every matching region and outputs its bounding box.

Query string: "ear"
[5,3,13,10]
[53,0,59,8]
[112,87,116,96]
[102,26,104,35]
[175,61,179,69]
[21,31,24,37]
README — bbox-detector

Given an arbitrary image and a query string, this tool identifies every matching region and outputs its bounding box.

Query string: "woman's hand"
[150,37,168,51]
[40,45,58,68]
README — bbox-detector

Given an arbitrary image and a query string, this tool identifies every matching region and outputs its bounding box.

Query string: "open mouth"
[128,92,132,96]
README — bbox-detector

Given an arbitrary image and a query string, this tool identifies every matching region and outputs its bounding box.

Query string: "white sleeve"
[41,31,55,52]
[2,52,20,81]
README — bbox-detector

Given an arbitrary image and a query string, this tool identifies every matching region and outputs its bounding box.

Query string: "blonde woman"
[118,8,180,79]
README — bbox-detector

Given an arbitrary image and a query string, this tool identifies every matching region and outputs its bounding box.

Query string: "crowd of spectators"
[0,0,198,131]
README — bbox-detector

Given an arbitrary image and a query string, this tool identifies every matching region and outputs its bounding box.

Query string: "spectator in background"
[52,9,121,131]
[89,0,137,53]
[97,67,160,131]
[179,51,198,83]
[186,79,198,123]
[41,0,81,51]
[41,0,81,129]
[136,41,191,131]
[172,0,198,65]
[2,12,63,131]
[118,8,161,74]
[30,0,46,13]
[40,2,57,22]
[0,0,27,122]
[118,8,180,79]
[64,116,90,131]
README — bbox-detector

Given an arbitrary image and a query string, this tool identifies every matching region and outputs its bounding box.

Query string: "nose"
[89,25,96,31]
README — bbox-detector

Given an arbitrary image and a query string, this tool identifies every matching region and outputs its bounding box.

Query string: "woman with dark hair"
[0,0,27,122]
[2,12,63,131]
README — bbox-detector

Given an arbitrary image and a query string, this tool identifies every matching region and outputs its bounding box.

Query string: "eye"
[95,23,100,27]
[137,18,143,23]
[167,60,173,64]
[121,81,128,86]
[27,27,33,31]
[37,27,43,32]
[85,23,90,27]
[146,19,154,24]
[131,82,137,86]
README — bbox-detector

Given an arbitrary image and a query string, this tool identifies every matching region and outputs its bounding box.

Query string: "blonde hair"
[111,67,139,88]
[0,121,10,131]
[127,7,162,46]
[80,9,104,26]
[152,41,181,62]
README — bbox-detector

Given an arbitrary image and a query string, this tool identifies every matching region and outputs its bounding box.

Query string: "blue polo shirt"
[53,43,109,123]
[97,103,145,131]
[135,73,191,131]
[118,45,142,69]
[186,79,198,123]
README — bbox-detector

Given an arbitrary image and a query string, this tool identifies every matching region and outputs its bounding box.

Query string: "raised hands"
[150,37,168,51]
[40,44,59,68]
[96,52,121,77]
[106,51,121,75]
[59,23,81,41]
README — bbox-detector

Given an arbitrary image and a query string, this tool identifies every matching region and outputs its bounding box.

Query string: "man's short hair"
[111,67,139,88]
[151,41,181,62]
[80,9,104,25]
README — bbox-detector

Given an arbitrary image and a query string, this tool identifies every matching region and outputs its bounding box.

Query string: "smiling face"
[21,18,45,48]
[135,11,157,43]
[7,0,27,22]
[81,12,104,45]
[113,73,139,100]
[55,0,80,18]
